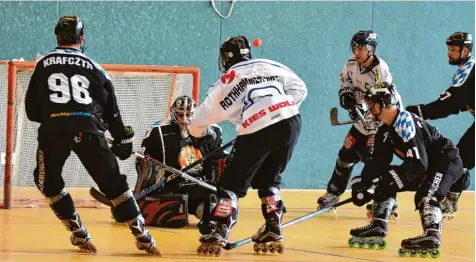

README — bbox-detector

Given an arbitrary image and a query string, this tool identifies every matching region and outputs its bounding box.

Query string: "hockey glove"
[406,105,425,119]
[339,88,357,110]
[111,126,134,160]
[350,176,372,207]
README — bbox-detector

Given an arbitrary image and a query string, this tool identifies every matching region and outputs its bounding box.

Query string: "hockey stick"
[330,107,356,126]
[223,197,353,250]
[90,139,234,207]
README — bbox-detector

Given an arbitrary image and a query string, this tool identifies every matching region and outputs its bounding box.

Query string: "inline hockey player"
[317,30,399,219]
[348,83,462,258]
[188,36,307,256]
[406,32,474,219]
[131,96,226,234]
[25,16,161,255]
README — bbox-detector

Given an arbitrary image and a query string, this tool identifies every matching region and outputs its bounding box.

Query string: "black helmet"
[219,36,251,73]
[446,32,473,54]
[364,82,398,108]
[350,30,379,49]
[54,16,85,51]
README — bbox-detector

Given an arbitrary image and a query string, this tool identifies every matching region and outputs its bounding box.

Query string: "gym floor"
[0,189,474,262]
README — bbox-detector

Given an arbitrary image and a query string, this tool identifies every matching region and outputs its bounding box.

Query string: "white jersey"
[340,55,400,135]
[188,59,307,136]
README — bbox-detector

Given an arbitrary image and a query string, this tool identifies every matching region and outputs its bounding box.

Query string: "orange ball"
[253,38,262,48]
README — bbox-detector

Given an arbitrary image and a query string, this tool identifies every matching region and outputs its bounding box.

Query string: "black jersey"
[420,57,475,119]
[25,47,126,139]
[361,110,458,186]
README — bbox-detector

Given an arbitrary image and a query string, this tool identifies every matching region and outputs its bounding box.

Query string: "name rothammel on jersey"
[340,55,400,134]
[188,59,307,136]
[25,48,126,139]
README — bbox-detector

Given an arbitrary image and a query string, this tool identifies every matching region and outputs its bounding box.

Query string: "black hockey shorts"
[218,114,301,198]
[34,131,130,199]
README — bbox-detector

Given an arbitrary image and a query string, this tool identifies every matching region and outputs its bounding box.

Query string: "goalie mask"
[219,36,252,73]
[54,15,86,52]
[170,95,196,138]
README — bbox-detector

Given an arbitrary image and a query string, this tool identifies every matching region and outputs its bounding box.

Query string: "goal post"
[0,60,200,209]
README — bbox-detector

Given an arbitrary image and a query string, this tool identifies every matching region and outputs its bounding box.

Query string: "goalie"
[117,96,227,234]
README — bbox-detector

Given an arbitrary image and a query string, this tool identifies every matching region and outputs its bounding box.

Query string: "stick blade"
[89,187,113,207]
[330,107,340,126]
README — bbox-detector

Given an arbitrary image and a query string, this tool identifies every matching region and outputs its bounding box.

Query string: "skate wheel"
[213,247,222,257]
[367,242,376,248]
[410,250,418,257]
[391,211,400,220]
[277,243,284,254]
[268,244,277,254]
[347,237,357,248]
[261,245,269,253]
[377,239,387,249]
[366,210,372,219]
[419,250,429,258]
[398,248,407,257]
[253,243,260,253]
[430,249,440,258]
[358,241,366,248]
[197,245,205,255]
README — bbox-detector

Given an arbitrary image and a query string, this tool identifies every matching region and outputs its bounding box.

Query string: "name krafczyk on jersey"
[220,76,279,110]
[43,56,93,69]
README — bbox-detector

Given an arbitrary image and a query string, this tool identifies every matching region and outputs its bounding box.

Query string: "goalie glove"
[111,126,134,160]
[339,88,357,110]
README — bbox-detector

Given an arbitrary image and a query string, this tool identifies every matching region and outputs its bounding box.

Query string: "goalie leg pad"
[138,194,189,228]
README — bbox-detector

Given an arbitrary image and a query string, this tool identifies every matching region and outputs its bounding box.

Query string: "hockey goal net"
[0,60,200,209]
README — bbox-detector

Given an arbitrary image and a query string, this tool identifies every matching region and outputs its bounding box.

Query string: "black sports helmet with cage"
[364,82,398,109]
[170,95,196,126]
[350,30,379,50]
[219,36,252,73]
[54,16,85,51]
[446,32,473,55]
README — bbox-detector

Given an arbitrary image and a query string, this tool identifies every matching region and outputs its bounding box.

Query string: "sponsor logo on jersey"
[50,111,92,118]
[241,100,295,128]
[178,145,203,169]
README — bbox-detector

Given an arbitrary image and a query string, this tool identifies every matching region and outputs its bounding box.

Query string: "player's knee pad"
[338,146,361,165]
[450,168,471,192]
[211,189,238,228]
[417,197,442,228]
[335,157,355,176]
[258,187,285,222]
[136,194,188,228]
[47,189,76,219]
[110,189,141,223]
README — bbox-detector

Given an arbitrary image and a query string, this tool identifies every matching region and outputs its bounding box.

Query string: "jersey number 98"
[48,73,92,104]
